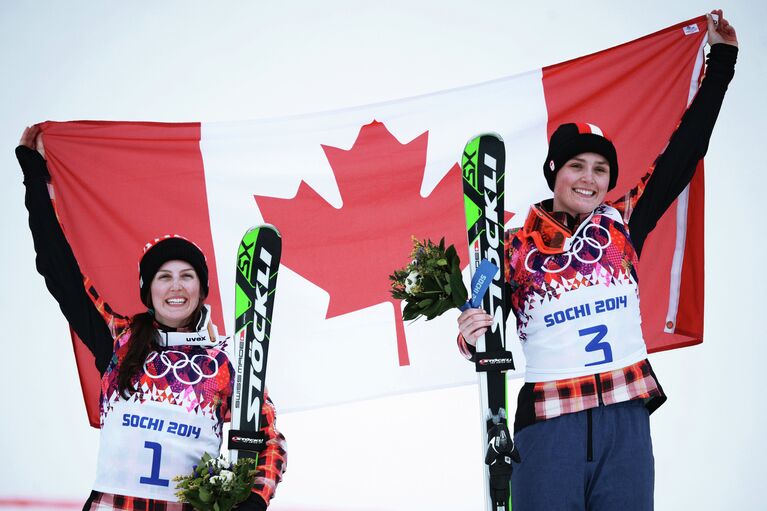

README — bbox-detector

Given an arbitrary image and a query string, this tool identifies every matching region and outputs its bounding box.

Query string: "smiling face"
[552,152,610,217]
[149,260,202,329]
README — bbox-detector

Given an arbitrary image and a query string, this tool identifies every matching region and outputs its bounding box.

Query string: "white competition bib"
[521,278,647,382]
[94,399,221,501]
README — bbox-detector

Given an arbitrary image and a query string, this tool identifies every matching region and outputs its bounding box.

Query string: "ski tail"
[229,225,282,463]
[462,133,515,511]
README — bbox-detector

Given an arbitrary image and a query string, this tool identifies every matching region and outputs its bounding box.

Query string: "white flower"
[405,271,421,294]
[209,475,221,485]
[219,469,235,490]
[209,455,231,471]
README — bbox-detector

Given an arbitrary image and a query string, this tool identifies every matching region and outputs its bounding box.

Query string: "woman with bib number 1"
[17,126,287,511]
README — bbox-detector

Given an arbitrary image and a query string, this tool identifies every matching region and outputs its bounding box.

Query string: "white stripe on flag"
[664,37,708,333]
[199,69,545,412]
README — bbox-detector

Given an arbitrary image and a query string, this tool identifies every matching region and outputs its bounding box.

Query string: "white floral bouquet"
[389,237,468,321]
[174,452,257,511]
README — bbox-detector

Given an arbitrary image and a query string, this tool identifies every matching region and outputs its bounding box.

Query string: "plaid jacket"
[83,490,268,510]
[458,337,665,432]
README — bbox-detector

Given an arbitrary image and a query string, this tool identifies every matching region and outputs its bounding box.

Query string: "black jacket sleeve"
[236,493,268,511]
[629,43,738,256]
[17,145,115,374]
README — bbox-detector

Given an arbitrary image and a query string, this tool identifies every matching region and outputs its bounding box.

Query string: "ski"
[461,133,517,511]
[228,224,282,463]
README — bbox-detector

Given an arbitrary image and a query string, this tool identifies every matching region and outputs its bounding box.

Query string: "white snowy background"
[0,1,764,510]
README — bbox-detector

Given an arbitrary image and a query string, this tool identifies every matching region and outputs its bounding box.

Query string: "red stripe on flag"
[39,121,220,428]
[675,160,705,341]
[0,497,81,508]
[541,17,708,353]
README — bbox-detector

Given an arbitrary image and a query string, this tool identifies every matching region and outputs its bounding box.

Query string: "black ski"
[461,133,518,510]
[228,225,281,462]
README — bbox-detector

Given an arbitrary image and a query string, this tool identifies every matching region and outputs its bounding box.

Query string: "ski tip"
[465,132,504,145]
[243,224,282,237]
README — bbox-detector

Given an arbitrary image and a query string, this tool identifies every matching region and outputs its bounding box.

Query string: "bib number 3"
[580,324,613,367]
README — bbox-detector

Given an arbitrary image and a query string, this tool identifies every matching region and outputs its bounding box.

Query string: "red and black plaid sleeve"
[250,389,287,506]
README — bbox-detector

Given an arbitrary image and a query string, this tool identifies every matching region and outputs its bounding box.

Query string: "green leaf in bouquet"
[422,299,442,320]
[450,268,468,306]
[404,310,420,321]
[421,272,437,286]
[450,257,460,275]
[390,289,409,300]
[199,486,212,503]
[390,269,408,282]
[421,275,442,295]
[402,302,420,321]
[435,300,453,318]
[233,485,251,503]
[185,496,207,511]
[213,502,220,511]
[445,244,458,261]
[417,298,434,309]
[436,258,448,266]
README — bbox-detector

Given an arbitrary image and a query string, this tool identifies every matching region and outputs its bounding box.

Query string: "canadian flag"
[40,16,708,427]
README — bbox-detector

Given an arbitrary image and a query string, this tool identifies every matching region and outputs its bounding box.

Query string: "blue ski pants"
[511,399,654,511]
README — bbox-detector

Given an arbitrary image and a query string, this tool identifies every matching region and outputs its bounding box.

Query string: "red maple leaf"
[254,120,468,366]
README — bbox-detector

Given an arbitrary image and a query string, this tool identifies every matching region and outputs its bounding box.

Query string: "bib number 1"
[580,324,613,367]
[140,441,170,487]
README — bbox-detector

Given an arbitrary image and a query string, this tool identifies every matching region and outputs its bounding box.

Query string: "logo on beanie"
[549,160,556,172]
[143,234,185,254]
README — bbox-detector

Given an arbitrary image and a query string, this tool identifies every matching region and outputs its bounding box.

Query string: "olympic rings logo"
[143,350,220,386]
[525,223,611,274]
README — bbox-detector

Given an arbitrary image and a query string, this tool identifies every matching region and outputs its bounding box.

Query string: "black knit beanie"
[139,236,209,306]
[543,123,619,191]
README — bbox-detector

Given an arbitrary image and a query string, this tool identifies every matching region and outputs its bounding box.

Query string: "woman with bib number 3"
[16,126,287,510]
[457,10,737,511]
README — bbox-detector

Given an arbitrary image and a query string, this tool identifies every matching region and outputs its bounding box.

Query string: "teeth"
[167,298,186,305]
[574,188,595,197]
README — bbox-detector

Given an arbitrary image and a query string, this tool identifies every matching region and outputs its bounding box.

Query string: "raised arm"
[17,126,120,374]
[625,11,738,255]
